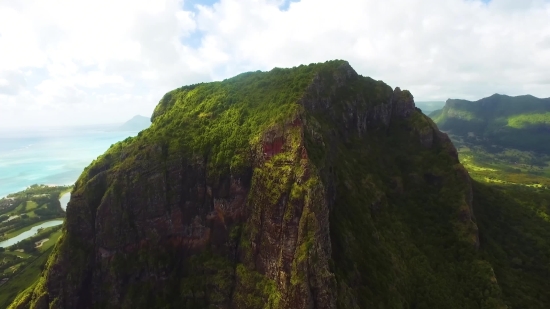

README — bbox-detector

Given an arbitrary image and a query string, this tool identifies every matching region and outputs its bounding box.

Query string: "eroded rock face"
[11,61,492,309]
[300,63,416,137]
[18,120,338,309]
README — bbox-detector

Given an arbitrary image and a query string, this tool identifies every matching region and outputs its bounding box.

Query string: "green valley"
[430,94,550,153]
[7,61,550,309]
[0,185,69,308]
[428,94,550,308]
[429,93,550,187]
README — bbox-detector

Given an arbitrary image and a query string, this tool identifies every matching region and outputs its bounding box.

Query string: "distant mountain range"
[415,101,445,114]
[430,94,550,153]
[10,62,550,309]
[117,115,151,132]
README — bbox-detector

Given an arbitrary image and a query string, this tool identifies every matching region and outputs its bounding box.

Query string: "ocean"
[0,125,141,198]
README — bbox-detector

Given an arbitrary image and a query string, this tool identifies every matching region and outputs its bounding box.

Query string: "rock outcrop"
[10,60,505,309]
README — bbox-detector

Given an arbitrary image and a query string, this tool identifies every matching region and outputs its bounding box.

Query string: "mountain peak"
[12,60,513,309]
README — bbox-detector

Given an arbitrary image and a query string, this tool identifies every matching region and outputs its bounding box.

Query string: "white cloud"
[0,0,549,128]
[192,0,550,101]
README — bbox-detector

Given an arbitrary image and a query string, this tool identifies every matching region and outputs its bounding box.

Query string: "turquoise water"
[0,190,71,248]
[0,220,64,248]
[0,125,140,198]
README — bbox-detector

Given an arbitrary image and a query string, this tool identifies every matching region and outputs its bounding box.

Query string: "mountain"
[117,115,151,131]
[415,100,445,114]
[9,61,550,309]
[430,94,550,153]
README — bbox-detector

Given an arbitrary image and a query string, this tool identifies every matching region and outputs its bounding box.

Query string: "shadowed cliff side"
[10,61,509,309]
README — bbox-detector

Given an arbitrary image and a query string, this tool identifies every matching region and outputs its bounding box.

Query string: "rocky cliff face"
[10,61,506,309]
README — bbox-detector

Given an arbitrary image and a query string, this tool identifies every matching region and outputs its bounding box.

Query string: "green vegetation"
[0,186,66,242]
[507,112,550,128]
[0,224,62,308]
[431,94,550,153]
[58,187,72,199]
[8,61,550,308]
[309,112,505,308]
[0,247,55,309]
[3,220,61,240]
[475,183,550,308]
[447,135,550,188]
[415,101,445,114]
[8,225,63,252]
[144,62,328,174]
[38,230,62,252]
[430,97,550,307]
[0,185,67,307]
[429,94,550,186]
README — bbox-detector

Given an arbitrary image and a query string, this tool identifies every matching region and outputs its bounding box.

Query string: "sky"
[1,0,550,128]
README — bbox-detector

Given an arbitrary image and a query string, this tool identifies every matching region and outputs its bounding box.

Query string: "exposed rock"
[10,60,503,309]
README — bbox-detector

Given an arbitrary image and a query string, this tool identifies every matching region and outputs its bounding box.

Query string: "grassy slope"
[1,186,68,243]
[415,101,446,114]
[432,94,550,153]
[474,182,550,309]
[37,230,62,252]
[429,100,550,187]
[81,61,341,186]
[0,187,68,307]
[0,247,55,308]
[3,219,63,239]
[507,112,550,128]
[3,251,32,259]
[455,144,550,187]
[7,61,550,308]
[430,98,550,307]
[430,113,550,308]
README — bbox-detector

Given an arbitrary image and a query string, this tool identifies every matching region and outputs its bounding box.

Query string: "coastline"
[0,218,65,241]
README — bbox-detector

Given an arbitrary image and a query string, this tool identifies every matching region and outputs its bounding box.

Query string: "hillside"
[415,100,445,114]
[430,94,550,153]
[0,185,68,308]
[9,61,550,309]
[429,94,550,188]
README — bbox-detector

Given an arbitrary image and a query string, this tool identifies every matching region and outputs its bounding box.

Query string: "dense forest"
[6,61,550,309]
[475,183,550,308]
[430,94,550,153]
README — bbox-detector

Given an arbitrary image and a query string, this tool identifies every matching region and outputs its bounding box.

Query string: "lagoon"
[59,192,71,211]
[0,220,63,248]
[0,125,141,198]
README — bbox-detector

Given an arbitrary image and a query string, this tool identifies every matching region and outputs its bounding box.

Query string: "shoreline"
[58,187,73,199]
[0,219,64,248]
[1,184,74,200]
[1,218,65,241]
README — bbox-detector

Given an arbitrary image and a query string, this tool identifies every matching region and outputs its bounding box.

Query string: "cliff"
[10,61,509,308]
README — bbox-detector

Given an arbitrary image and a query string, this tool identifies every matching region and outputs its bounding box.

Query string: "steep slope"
[474,183,550,309]
[430,94,550,153]
[10,60,514,309]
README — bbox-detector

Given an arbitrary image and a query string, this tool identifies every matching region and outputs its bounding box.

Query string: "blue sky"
[0,0,549,128]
